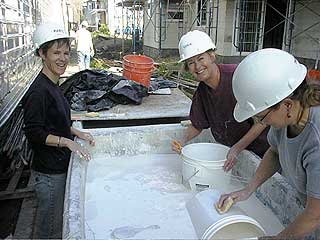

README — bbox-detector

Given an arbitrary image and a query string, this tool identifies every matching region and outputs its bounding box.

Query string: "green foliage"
[154,60,195,81]
[99,24,110,35]
[181,71,195,81]
[90,58,108,70]
[92,23,110,39]
[154,63,170,77]
[91,31,99,39]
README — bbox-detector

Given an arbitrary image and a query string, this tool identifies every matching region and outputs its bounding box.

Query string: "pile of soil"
[93,35,142,60]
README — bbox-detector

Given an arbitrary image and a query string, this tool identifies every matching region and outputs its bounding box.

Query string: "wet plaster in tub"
[85,153,196,239]
[84,152,284,239]
[63,124,284,239]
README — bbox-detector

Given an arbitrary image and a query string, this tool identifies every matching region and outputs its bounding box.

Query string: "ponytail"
[291,80,320,108]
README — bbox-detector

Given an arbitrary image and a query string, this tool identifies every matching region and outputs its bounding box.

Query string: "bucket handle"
[183,155,250,184]
[183,169,200,183]
[184,157,220,182]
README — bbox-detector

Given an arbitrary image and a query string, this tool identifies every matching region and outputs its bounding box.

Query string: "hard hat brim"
[178,47,216,63]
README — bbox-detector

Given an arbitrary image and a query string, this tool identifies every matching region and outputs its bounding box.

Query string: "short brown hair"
[38,38,71,56]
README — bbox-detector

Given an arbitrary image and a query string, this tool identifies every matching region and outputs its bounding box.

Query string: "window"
[0,40,4,53]
[148,0,154,16]
[167,1,183,20]
[8,38,14,49]
[235,0,264,52]
[7,23,19,34]
[197,0,207,26]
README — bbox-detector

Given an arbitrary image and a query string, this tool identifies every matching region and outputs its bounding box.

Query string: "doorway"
[263,0,287,49]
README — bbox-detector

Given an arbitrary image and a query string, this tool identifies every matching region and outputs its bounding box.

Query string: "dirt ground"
[93,35,142,60]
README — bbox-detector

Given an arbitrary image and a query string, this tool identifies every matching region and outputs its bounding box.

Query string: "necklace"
[287,107,309,138]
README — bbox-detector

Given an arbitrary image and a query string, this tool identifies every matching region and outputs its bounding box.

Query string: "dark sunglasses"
[253,108,273,124]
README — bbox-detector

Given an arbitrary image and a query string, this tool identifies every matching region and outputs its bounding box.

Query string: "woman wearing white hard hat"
[172,30,269,171]
[218,48,320,239]
[23,22,95,239]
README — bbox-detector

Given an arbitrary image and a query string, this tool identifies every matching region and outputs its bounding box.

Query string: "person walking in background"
[76,20,94,70]
[172,30,269,171]
[218,48,320,239]
[23,22,95,239]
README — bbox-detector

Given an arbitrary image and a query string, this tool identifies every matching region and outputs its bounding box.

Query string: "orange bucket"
[307,69,320,81]
[123,54,154,88]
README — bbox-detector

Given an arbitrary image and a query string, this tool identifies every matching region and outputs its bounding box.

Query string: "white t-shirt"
[76,28,93,55]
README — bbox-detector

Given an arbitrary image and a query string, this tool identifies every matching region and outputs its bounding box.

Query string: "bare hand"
[68,140,91,161]
[218,188,252,210]
[171,140,183,154]
[224,146,241,172]
[78,131,95,146]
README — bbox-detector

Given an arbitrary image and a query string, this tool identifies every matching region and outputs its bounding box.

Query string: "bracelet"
[58,136,61,147]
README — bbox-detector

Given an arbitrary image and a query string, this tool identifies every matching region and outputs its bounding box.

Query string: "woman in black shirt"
[23,23,95,239]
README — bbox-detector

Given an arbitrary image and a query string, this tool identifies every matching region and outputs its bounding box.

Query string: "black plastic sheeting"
[60,69,148,111]
[149,76,177,91]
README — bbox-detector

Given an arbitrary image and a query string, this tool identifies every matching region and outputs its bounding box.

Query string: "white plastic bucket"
[186,189,265,239]
[181,143,231,191]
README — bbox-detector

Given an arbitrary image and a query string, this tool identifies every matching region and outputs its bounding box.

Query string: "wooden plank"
[6,165,24,192]
[0,187,34,201]
[13,198,36,239]
[13,175,36,239]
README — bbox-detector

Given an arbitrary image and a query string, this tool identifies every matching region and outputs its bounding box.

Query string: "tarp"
[60,69,148,111]
[149,76,177,91]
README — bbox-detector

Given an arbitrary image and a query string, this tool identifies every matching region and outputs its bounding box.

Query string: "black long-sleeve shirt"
[23,72,72,174]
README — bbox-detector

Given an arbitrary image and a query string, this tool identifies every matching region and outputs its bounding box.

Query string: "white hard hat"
[81,20,89,28]
[233,48,307,122]
[33,22,72,56]
[178,30,216,62]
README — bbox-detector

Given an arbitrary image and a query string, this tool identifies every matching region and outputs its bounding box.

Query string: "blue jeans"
[77,51,91,70]
[32,170,67,239]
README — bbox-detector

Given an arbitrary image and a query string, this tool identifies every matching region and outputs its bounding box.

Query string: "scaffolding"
[234,0,320,66]
[142,0,219,56]
[113,0,319,66]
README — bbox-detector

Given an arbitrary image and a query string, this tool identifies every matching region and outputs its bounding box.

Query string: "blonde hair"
[291,80,320,108]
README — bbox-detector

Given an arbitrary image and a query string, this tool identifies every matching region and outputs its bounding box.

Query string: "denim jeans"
[32,170,67,239]
[77,51,91,70]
